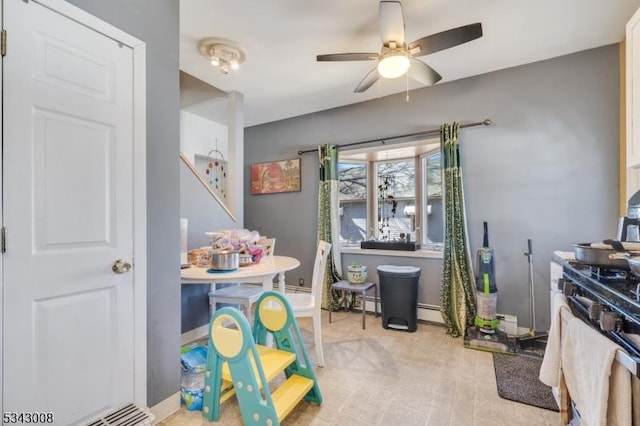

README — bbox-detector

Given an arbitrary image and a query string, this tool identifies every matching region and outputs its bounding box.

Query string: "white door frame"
[0,0,148,408]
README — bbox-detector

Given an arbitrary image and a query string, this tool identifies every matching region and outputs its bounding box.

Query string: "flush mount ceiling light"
[198,37,246,75]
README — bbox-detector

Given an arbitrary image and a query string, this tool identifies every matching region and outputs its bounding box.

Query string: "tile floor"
[160,310,558,425]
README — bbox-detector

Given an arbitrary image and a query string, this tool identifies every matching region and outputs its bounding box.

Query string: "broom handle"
[526,239,536,334]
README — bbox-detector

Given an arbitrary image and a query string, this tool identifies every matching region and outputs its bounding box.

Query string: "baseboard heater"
[86,403,154,426]
[285,284,443,324]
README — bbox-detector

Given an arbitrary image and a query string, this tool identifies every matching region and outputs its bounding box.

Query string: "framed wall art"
[250,158,301,195]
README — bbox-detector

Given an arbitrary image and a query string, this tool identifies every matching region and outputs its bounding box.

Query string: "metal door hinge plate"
[1,227,7,253]
[1,29,7,57]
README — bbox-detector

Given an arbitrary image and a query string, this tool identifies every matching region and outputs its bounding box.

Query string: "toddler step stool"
[202,291,322,425]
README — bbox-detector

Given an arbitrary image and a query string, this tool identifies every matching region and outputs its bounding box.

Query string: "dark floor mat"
[493,352,559,412]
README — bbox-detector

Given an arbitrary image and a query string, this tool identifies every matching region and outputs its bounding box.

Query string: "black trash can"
[377,265,421,332]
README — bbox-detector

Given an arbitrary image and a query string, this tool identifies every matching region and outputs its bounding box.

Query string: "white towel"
[561,317,632,426]
[539,292,572,387]
[625,335,640,425]
[632,375,640,426]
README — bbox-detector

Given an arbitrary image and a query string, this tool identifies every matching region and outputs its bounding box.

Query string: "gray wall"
[179,160,240,333]
[67,0,181,406]
[244,45,621,332]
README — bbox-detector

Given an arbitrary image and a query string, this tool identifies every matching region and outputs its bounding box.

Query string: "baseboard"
[416,304,445,324]
[149,391,180,424]
[363,299,444,324]
[311,281,446,325]
[284,284,311,293]
[181,324,209,345]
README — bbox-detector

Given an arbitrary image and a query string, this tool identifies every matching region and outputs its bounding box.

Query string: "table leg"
[262,277,273,292]
[277,272,285,293]
[329,291,333,323]
[361,289,366,329]
[374,285,379,317]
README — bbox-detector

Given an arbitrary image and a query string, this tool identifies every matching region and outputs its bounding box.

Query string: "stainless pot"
[573,243,630,269]
[210,249,239,271]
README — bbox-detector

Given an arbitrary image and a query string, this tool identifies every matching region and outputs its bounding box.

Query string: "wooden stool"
[329,280,378,329]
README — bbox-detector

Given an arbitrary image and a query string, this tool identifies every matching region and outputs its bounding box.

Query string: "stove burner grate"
[589,266,630,281]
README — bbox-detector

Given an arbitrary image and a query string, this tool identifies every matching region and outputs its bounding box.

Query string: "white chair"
[283,240,331,367]
[257,237,276,256]
[208,238,276,324]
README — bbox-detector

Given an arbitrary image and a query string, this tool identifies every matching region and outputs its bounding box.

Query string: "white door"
[3,1,142,424]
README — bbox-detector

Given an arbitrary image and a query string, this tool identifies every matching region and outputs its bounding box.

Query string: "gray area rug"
[493,353,559,412]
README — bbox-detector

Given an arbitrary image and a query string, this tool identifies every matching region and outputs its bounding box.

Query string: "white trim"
[417,304,444,324]
[149,392,181,424]
[293,283,448,325]
[132,42,148,407]
[362,299,445,324]
[181,324,209,346]
[227,91,243,225]
[0,1,4,415]
[33,0,143,48]
[31,0,148,406]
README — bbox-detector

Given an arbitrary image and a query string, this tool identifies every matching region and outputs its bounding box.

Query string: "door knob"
[112,259,132,274]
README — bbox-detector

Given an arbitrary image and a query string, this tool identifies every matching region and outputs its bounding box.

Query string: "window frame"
[420,148,443,251]
[338,160,370,246]
[374,158,418,242]
[338,138,444,258]
[338,140,442,253]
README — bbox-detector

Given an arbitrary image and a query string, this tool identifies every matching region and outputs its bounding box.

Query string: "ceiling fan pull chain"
[405,71,410,102]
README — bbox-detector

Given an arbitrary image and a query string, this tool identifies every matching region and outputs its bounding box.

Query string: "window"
[338,140,443,251]
[338,162,368,244]
[422,151,443,250]
[376,159,415,241]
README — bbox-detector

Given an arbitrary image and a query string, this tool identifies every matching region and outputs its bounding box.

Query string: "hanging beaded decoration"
[205,147,227,198]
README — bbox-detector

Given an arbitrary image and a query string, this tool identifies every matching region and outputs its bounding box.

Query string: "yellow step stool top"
[221,344,296,384]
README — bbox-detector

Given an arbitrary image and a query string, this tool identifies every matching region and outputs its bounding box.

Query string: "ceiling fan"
[317,1,483,93]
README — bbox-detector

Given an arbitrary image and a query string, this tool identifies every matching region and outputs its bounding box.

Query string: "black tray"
[360,241,421,251]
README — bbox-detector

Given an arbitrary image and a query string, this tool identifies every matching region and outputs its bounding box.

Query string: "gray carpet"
[493,353,559,412]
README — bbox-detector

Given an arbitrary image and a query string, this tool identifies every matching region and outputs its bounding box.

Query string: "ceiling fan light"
[229,58,239,70]
[210,56,220,67]
[378,54,410,79]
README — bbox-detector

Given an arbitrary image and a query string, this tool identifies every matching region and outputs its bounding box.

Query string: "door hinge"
[1,227,7,253]
[1,29,6,57]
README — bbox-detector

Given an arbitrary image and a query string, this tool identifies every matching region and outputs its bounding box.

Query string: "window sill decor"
[341,246,443,259]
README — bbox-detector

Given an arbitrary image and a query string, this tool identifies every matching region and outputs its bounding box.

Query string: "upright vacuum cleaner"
[464,222,515,353]
[474,222,499,333]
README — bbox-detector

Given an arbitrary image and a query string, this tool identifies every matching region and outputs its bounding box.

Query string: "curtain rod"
[297,119,492,155]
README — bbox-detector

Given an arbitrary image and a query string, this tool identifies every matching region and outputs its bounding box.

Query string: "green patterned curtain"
[317,144,343,309]
[440,123,476,337]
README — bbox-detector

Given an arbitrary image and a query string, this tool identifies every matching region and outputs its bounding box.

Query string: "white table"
[180,255,301,293]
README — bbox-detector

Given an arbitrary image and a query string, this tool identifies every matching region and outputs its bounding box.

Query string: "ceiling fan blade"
[379,1,405,46]
[354,67,380,93]
[409,22,482,57]
[317,53,379,61]
[409,59,442,86]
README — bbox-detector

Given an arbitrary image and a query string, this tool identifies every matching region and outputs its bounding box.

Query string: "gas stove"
[562,262,640,377]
